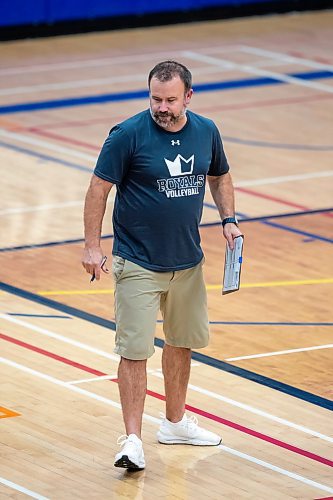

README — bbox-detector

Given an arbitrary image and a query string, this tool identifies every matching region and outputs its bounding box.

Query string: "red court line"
[26,128,100,151]
[25,125,333,220]
[287,51,333,65]
[19,93,333,132]
[198,93,333,116]
[1,331,332,468]
[236,187,333,218]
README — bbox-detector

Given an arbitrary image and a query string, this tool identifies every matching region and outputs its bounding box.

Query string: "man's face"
[149,76,193,130]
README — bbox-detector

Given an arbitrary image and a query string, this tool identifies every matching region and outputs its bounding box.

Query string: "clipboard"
[222,235,244,295]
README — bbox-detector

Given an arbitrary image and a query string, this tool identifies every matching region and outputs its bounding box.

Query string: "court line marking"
[28,124,333,153]
[1,207,332,254]
[67,364,200,385]
[150,372,333,443]
[226,344,333,362]
[0,313,120,362]
[183,51,333,94]
[1,314,331,444]
[0,45,242,76]
[1,281,331,411]
[0,200,84,216]
[0,477,49,500]
[1,355,332,494]
[1,70,332,115]
[0,139,93,174]
[240,46,333,72]
[0,65,233,96]
[0,60,288,97]
[1,128,332,190]
[0,129,96,162]
[1,42,331,76]
[0,406,21,418]
[218,445,333,495]
[3,331,332,468]
[36,278,333,296]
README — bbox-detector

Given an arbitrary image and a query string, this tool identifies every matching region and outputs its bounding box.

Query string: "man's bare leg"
[118,357,147,437]
[162,344,191,422]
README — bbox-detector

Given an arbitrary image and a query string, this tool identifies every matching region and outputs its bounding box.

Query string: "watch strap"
[222,217,238,227]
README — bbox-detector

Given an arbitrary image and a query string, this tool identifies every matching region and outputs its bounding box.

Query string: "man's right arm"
[82,174,113,280]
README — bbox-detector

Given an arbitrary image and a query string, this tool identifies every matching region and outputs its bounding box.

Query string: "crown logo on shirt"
[164,154,194,177]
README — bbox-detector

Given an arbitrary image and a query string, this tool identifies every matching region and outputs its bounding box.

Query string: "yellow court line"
[0,406,21,419]
[38,278,333,296]
[207,277,333,290]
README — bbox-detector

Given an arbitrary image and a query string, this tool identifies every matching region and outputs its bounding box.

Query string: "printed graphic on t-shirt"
[157,154,205,199]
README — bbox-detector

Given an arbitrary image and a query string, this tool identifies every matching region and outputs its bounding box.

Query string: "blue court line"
[200,219,333,243]
[261,220,333,243]
[0,140,93,173]
[0,282,116,330]
[0,70,332,115]
[6,313,72,319]
[0,280,332,411]
[0,233,113,253]
[1,208,332,253]
[209,321,333,326]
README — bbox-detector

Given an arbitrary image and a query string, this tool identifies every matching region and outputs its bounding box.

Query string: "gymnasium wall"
[0,0,331,39]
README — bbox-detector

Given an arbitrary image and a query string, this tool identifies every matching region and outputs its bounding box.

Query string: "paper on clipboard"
[222,235,244,295]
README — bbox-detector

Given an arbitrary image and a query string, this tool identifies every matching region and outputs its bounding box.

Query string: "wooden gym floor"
[0,9,332,499]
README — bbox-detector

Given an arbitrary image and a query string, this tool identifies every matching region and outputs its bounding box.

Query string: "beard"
[151,108,186,129]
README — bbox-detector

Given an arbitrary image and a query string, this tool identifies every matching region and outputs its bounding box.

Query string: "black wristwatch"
[222,216,238,227]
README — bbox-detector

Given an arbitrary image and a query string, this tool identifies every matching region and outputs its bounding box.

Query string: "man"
[82,61,242,470]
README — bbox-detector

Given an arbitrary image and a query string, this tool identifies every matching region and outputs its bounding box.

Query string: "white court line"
[0,129,96,163]
[1,127,332,189]
[0,65,230,96]
[0,45,242,76]
[0,57,288,97]
[0,313,120,362]
[183,51,333,94]
[68,363,201,384]
[240,45,333,72]
[0,477,49,499]
[68,374,119,384]
[226,344,333,362]
[2,313,332,443]
[0,201,83,216]
[235,170,333,188]
[151,372,333,443]
[1,355,332,495]
[218,445,333,495]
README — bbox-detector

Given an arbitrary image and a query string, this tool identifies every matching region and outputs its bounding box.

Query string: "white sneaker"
[114,434,145,469]
[157,414,222,446]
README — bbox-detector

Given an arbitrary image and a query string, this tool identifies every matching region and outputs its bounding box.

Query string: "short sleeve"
[207,124,230,176]
[94,125,132,185]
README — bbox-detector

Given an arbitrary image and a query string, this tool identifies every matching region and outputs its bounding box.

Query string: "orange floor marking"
[0,406,21,418]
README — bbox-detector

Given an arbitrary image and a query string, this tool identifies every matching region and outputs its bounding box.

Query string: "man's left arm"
[207,172,242,250]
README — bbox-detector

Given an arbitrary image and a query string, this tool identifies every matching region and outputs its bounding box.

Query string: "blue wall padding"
[0,0,278,27]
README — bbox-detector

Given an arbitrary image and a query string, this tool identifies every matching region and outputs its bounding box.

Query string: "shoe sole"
[158,437,222,446]
[114,454,145,470]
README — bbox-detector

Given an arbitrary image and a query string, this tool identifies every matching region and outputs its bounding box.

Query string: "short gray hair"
[148,61,192,93]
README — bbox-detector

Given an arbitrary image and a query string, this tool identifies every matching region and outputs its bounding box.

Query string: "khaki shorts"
[112,256,209,360]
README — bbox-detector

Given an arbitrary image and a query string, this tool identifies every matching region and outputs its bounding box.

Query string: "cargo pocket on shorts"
[112,256,126,282]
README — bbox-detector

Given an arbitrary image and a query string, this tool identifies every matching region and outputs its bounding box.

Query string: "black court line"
[1,281,332,411]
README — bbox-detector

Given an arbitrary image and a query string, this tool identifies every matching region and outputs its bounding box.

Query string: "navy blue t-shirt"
[94,109,229,271]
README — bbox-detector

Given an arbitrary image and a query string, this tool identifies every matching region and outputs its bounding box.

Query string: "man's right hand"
[82,247,108,281]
